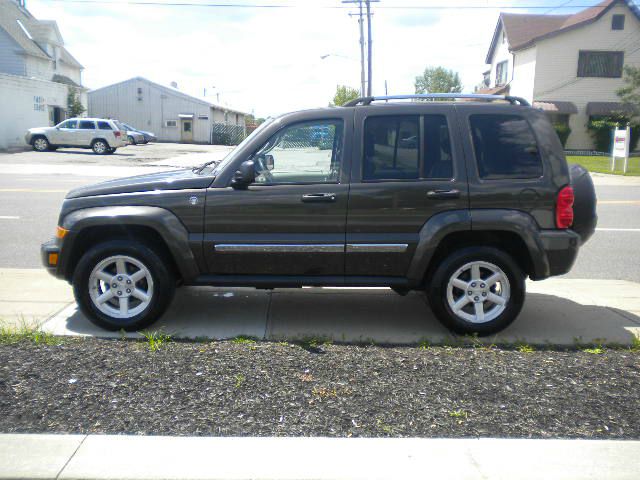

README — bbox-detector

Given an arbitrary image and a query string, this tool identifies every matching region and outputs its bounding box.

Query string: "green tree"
[617,65,640,117]
[245,114,265,126]
[330,85,360,107]
[67,86,85,117]
[415,66,463,95]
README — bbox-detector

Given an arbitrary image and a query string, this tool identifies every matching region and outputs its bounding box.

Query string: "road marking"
[599,200,640,205]
[596,228,640,232]
[0,216,20,220]
[0,188,67,193]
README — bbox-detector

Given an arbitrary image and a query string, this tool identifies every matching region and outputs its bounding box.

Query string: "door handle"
[427,189,461,199]
[301,193,337,203]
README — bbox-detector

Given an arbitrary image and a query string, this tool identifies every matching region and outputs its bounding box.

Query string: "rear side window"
[469,114,542,179]
[78,120,95,130]
[423,115,453,179]
[363,115,419,180]
[97,121,113,130]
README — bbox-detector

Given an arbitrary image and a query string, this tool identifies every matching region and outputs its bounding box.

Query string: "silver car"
[25,118,127,154]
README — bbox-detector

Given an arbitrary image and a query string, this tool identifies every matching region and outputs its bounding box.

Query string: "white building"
[480,0,640,149]
[88,77,247,144]
[0,0,86,150]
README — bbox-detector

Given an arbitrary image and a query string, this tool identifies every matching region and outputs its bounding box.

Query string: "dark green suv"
[41,94,597,335]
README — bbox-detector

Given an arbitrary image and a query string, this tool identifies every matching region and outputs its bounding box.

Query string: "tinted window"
[578,51,623,78]
[97,121,113,130]
[423,115,453,179]
[469,114,542,179]
[254,120,343,184]
[363,115,419,180]
[78,120,95,129]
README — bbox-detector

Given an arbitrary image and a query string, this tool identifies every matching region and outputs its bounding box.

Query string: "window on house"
[612,14,625,30]
[577,51,624,77]
[495,60,508,86]
[165,120,177,127]
[363,115,420,181]
[469,114,543,179]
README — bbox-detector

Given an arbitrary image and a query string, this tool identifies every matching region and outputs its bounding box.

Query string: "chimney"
[170,81,178,89]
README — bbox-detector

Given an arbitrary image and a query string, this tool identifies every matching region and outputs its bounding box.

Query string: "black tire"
[32,136,50,152]
[427,247,525,336]
[127,135,136,145]
[47,145,58,151]
[73,240,176,331]
[106,148,116,154]
[91,139,110,155]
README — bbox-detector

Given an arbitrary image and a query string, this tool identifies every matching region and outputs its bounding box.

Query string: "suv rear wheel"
[427,247,525,336]
[92,139,109,154]
[73,240,175,331]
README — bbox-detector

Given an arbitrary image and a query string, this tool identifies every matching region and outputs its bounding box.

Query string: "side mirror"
[231,160,255,189]
[264,154,275,171]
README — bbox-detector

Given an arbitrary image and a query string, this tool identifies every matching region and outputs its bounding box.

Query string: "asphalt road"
[0,158,638,282]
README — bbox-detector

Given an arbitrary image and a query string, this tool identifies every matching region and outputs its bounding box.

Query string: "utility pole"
[365,0,373,96]
[343,0,366,97]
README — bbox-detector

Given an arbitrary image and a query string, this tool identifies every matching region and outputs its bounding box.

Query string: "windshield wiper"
[192,159,220,175]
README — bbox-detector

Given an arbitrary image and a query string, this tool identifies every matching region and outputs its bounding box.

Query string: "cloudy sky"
[27,0,598,117]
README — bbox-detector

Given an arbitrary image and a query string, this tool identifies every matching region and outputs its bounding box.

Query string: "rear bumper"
[535,229,581,279]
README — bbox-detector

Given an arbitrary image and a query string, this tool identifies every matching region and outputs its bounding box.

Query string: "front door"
[346,105,469,277]
[54,119,78,145]
[180,118,193,143]
[203,115,351,277]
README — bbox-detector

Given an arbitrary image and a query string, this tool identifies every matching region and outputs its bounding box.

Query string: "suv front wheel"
[73,240,175,331]
[427,247,525,336]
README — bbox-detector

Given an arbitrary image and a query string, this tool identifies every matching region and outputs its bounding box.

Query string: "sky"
[25,0,606,118]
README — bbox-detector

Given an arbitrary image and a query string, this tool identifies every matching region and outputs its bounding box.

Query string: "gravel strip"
[1,339,639,438]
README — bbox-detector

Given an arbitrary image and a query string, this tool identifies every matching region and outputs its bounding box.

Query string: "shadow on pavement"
[42,287,640,346]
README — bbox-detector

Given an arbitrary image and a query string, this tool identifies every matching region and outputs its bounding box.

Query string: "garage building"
[88,77,247,144]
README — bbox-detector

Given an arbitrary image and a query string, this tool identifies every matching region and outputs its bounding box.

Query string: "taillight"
[114,131,121,138]
[556,185,574,229]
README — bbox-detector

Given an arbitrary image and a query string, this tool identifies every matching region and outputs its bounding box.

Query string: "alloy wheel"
[446,261,510,324]
[34,138,48,151]
[93,141,107,154]
[88,255,154,319]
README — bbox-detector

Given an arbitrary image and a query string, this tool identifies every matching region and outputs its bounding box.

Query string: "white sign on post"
[611,126,631,173]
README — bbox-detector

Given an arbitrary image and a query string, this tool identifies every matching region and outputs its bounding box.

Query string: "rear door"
[346,104,468,277]
[77,119,96,146]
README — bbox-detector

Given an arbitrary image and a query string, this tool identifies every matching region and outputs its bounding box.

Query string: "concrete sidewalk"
[2,268,640,345]
[1,434,639,479]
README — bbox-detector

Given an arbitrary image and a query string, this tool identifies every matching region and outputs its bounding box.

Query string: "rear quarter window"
[97,121,113,130]
[469,114,543,180]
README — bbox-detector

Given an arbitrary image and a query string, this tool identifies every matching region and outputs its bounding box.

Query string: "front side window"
[470,114,543,180]
[363,115,419,180]
[97,121,113,130]
[253,120,343,184]
[578,51,624,78]
[59,119,77,129]
[78,120,95,130]
[496,60,508,86]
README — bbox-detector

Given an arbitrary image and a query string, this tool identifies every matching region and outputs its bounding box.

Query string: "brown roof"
[533,100,578,114]
[486,0,640,63]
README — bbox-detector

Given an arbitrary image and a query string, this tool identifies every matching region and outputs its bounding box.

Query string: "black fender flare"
[407,209,550,284]
[59,205,200,282]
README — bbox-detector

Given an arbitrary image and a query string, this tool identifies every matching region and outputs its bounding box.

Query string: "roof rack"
[343,93,530,107]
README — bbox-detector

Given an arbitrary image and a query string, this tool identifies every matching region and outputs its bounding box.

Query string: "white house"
[480,0,640,150]
[0,0,86,150]
[88,77,247,144]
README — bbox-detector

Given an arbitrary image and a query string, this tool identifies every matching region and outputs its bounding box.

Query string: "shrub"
[587,115,640,153]
[552,123,571,147]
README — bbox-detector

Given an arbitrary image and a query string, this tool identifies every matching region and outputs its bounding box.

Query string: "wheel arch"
[59,206,200,283]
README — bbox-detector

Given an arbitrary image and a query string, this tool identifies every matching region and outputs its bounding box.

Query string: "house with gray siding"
[88,77,247,144]
[0,0,86,150]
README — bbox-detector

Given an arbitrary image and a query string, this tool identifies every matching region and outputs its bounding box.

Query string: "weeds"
[0,323,62,345]
[516,343,535,353]
[582,346,605,354]
[139,330,171,352]
[234,373,245,388]
[449,409,468,419]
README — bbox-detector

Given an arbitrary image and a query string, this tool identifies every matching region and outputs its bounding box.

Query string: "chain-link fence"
[210,123,246,146]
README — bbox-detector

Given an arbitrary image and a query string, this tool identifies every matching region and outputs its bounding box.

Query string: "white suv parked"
[25,118,127,154]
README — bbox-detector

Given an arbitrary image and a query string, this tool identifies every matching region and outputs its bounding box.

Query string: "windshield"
[197,117,275,175]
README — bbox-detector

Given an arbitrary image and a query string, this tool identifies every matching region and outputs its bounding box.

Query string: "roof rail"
[343,93,530,107]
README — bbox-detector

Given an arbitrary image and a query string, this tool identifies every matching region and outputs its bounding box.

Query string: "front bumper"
[538,229,581,278]
[41,238,63,278]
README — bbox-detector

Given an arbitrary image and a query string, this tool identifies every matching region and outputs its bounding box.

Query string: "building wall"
[88,78,243,143]
[0,26,25,76]
[533,4,640,149]
[509,46,537,104]
[0,72,68,150]
[488,24,513,87]
[25,54,53,80]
